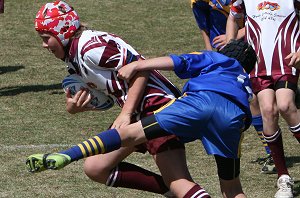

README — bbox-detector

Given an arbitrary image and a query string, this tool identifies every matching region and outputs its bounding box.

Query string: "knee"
[83,157,109,184]
[277,101,296,116]
[260,105,277,120]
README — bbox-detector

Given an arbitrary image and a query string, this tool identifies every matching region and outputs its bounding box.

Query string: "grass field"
[0,0,299,197]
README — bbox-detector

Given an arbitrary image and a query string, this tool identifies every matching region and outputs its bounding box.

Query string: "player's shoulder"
[204,50,235,63]
[182,50,221,64]
[78,30,106,44]
[77,30,106,58]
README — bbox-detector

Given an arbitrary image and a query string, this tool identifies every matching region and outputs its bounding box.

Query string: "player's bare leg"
[257,89,279,136]
[84,147,134,183]
[121,122,210,197]
[258,89,294,198]
[84,146,172,195]
[276,88,300,142]
[154,148,196,197]
[250,94,276,174]
[219,177,245,198]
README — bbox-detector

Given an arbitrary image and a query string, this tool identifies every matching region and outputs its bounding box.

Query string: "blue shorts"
[154,91,246,158]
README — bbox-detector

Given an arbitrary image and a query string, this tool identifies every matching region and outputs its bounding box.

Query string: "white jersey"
[66,30,181,119]
[230,0,300,77]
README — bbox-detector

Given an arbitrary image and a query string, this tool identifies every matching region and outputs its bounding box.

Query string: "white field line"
[0,144,73,151]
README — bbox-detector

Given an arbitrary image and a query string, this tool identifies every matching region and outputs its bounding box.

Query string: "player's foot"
[251,155,269,164]
[261,155,277,174]
[274,174,294,198]
[26,153,71,173]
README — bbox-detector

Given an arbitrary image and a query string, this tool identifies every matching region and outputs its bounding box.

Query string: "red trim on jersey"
[69,37,79,60]
[97,36,121,68]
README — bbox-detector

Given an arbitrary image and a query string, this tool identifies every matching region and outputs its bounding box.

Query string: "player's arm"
[226,14,239,42]
[201,30,213,50]
[226,0,245,43]
[236,27,245,40]
[111,69,150,129]
[117,57,174,82]
[119,53,213,81]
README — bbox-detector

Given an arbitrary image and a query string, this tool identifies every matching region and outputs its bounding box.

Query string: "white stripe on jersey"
[245,20,260,77]
[112,71,127,104]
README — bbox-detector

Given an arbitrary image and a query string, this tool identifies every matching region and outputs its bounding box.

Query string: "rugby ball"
[62,74,114,110]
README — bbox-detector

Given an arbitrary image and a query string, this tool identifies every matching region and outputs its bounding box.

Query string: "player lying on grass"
[27,39,257,198]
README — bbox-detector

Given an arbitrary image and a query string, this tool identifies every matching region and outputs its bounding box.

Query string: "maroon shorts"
[135,110,185,155]
[250,74,298,94]
[135,134,185,155]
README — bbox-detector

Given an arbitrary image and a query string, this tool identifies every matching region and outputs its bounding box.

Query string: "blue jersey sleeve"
[170,52,213,79]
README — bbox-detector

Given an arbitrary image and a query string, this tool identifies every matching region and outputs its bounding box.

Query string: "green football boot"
[26,153,71,173]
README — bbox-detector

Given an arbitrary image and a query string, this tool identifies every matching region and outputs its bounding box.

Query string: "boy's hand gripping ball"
[62,74,114,111]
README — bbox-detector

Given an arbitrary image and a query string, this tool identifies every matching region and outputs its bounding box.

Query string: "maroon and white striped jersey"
[230,0,300,77]
[66,30,181,119]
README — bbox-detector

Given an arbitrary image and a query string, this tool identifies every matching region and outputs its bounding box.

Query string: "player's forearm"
[226,15,239,42]
[201,30,213,50]
[236,27,245,40]
[136,57,174,72]
[121,71,150,115]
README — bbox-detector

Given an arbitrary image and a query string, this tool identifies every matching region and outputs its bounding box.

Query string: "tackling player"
[27,39,257,198]
[32,1,208,197]
[226,1,300,197]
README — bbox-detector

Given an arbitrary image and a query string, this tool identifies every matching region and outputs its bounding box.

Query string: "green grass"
[0,0,299,197]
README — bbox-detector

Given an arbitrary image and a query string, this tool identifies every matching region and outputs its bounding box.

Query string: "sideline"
[0,144,73,151]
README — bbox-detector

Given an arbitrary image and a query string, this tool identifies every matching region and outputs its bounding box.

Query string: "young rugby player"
[226,1,300,197]
[31,1,207,197]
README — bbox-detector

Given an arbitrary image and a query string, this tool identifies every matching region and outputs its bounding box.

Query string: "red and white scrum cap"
[35,0,80,47]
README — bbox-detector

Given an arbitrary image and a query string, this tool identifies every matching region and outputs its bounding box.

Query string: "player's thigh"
[249,94,261,115]
[257,89,276,113]
[118,121,147,146]
[154,148,192,183]
[153,148,195,197]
